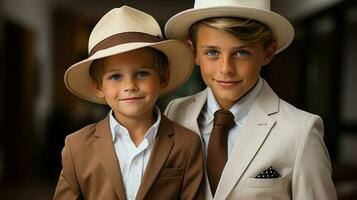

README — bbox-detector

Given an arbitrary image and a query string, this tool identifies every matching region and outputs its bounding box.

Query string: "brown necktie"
[207,109,235,196]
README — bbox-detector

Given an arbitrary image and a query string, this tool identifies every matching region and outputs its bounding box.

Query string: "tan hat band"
[89,32,162,56]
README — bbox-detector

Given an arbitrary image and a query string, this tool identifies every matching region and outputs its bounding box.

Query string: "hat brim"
[165,6,294,54]
[64,40,194,104]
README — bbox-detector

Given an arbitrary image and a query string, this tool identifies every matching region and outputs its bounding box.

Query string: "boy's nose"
[123,78,138,92]
[219,56,234,74]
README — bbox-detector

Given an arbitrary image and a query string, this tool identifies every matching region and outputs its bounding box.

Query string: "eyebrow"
[103,68,119,73]
[200,45,218,49]
[103,65,154,73]
[201,44,253,49]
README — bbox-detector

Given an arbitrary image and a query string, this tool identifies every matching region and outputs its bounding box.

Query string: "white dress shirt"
[198,77,263,158]
[109,106,161,200]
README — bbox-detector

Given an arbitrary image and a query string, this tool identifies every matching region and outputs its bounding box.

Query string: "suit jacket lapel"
[135,115,174,200]
[184,89,214,200]
[215,80,279,200]
[182,88,208,134]
[92,116,127,200]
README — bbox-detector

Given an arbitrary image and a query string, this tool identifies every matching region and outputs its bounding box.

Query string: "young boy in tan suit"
[53,6,204,200]
[164,0,337,199]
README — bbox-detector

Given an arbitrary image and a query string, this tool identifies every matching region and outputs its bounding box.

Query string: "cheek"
[102,84,119,97]
[146,79,161,92]
[199,60,215,74]
[199,65,213,81]
[239,62,261,77]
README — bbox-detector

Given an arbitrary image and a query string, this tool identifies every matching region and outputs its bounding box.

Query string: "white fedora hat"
[65,5,194,104]
[165,0,295,54]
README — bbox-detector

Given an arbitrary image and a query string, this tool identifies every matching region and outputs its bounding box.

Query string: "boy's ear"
[160,70,170,88]
[92,81,105,99]
[263,42,277,65]
[186,39,199,65]
[186,39,194,49]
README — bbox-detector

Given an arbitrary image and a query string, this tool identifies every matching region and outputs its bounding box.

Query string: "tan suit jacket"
[165,79,337,200]
[53,114,205,200]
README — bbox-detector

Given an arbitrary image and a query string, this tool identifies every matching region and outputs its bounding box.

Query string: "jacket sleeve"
[53,136,82,200]
[180,133,205,200]
[292,115,337,200]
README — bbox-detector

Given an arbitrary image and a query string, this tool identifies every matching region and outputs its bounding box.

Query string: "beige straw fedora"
[64,6,194,104]
[165,0,295,54]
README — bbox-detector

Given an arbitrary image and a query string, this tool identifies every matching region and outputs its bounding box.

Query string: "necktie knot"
[213,110,235,128]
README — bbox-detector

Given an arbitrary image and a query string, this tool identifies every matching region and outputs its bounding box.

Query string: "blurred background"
[0,0,356,199]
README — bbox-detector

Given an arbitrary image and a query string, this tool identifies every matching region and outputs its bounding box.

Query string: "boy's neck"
[113,109,157,146]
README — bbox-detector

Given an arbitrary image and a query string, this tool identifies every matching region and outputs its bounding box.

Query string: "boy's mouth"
[216,80,241,87]
[119,96,144,102]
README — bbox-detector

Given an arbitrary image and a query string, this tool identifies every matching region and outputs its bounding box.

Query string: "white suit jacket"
[164,79,336,200]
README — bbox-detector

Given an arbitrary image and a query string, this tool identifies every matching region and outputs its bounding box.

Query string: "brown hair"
[89,47,169,87]
[189,17,275,50]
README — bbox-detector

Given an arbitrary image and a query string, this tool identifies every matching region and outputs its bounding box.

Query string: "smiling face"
[193,25,275,110]
[93,48,168,123]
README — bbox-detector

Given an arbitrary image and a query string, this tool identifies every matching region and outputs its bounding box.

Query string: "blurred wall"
[2,0,52,140]
[274,0,344,20]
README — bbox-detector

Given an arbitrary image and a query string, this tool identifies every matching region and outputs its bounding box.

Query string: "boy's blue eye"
[136,71,150,79]
[235,50,249,57]
[206,50,218,57]
[110,74,122,80]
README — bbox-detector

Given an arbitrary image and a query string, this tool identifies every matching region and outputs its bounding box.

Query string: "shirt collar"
[206,77,263,124]
[109,105,161,145]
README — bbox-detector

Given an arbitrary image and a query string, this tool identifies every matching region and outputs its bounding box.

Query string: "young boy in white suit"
[164,0,337,199]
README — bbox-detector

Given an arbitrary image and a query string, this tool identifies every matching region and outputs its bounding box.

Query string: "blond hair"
[189,17,275,49]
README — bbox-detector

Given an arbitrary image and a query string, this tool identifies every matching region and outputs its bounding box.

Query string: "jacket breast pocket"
[148,168,184,199]
[241,176,290,200]
[158,168,183,178]
[245,175,289,188]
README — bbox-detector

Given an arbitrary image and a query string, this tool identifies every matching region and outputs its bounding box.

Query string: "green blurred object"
[158,65,205,110]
